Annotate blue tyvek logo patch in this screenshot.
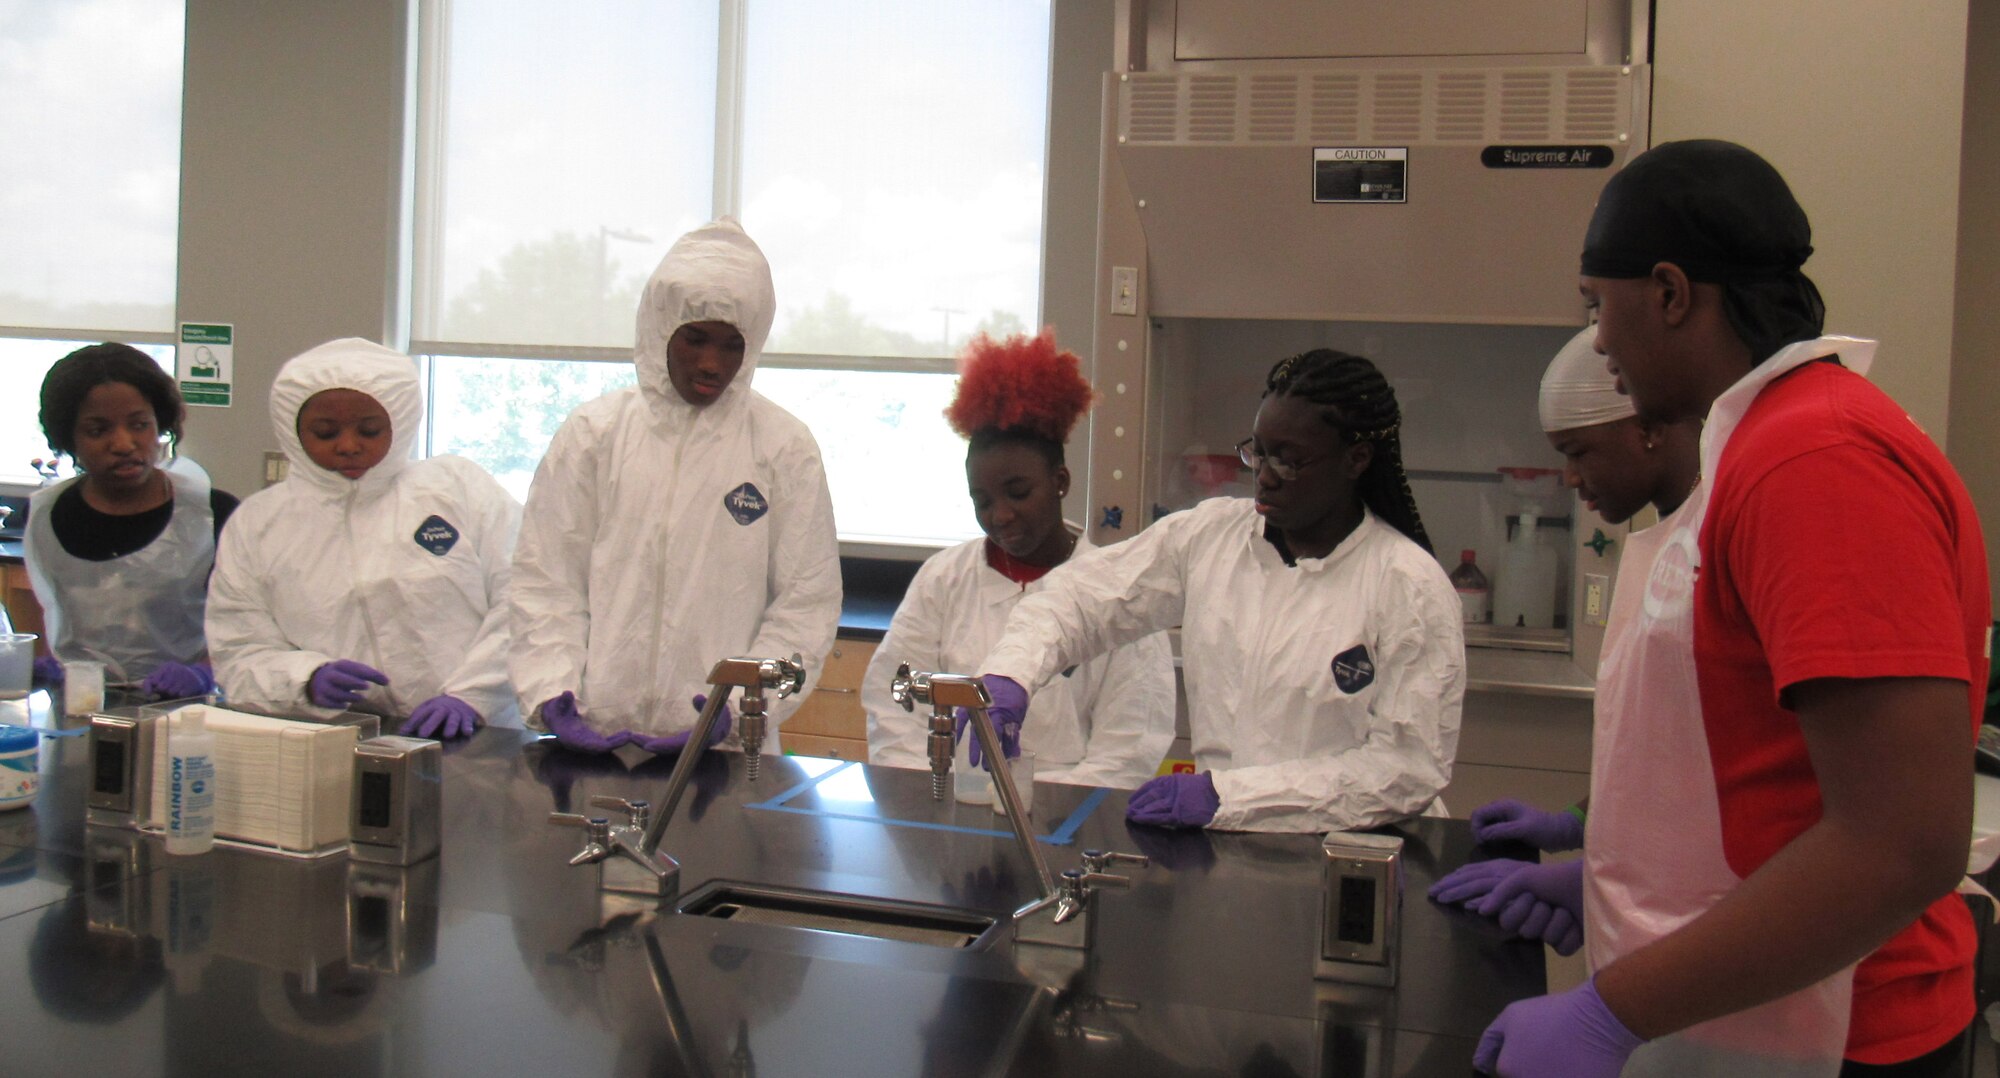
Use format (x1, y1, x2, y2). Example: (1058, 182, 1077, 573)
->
(724, 483, 769, 526)
(414, 515, 459, 556)
(1331, 644, 1375, 694)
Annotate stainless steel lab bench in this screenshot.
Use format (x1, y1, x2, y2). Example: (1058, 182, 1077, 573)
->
(0, 688, 1545, 1076)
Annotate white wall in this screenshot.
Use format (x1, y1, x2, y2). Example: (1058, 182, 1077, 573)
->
(176, 0, 413, 499)
(1651, 0, 1971, 441)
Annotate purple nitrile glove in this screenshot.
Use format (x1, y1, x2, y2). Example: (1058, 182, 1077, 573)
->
(1475, 859, 1585, 957)
(32, 656, 64, 685)
(975, 674, 1028, 766)
(1428, 857, 1534, 907)
(141, 661, 214, 699)
(952, 707, 1021, 769)
(1126, 771, 1221, 828)
(308, 659, 389, 708)
(1471, 798, 1585, 852)
(629, 694, 733, 756)
(540, 691, 630, 754)
(401, 694, 482, 740)
(1473, 977, 1643, 1076)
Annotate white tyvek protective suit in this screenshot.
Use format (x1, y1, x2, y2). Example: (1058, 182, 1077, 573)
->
(508, 219, 841, 741)
(207, 338, 523, 724)
(982, 498, 1463, 832)
(862, 531, 1176, 789)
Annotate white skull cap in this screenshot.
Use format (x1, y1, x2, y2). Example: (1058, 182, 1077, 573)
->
(1538, 326, 1636, 433)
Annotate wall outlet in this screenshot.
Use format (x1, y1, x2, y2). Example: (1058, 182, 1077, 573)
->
(1583, 573, 1609, 627)
(1110, 265, 1138, 316)
(263, 452, 289, 487)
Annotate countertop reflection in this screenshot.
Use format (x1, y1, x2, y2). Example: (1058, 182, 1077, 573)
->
(0, 706, 1543, 1077)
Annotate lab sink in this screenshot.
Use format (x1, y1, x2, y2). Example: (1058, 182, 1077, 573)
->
(679, 880, 1001, 950)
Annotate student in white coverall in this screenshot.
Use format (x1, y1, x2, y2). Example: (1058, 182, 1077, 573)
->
(862, 329, 1174, 788)
(509, 218, 841, 755)
(207, 338, 522, 738)
(978, 348, 1464, 832)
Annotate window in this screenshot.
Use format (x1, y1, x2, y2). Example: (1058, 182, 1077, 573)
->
(0, 0, 185, 484)
(413, 0, 1052, 547)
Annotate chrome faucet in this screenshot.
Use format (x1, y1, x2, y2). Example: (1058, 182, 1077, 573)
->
(887, 667, 1150, 951)
(887, 663, 955, 801)
(548, 654, 805, 899)
(1013, 850, 1150, 950)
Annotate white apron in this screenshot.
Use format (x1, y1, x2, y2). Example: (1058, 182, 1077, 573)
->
(24, 469, 217, 686)
(1586, 336, 1876, 1076)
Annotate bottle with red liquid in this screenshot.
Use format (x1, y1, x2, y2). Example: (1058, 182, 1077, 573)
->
(1450, 549, 1491, 625)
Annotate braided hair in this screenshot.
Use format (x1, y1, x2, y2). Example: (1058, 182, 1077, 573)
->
(1262, 349, 1432, 554)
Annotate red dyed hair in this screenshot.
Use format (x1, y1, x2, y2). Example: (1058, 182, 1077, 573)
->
(943, 328, 1095, 443)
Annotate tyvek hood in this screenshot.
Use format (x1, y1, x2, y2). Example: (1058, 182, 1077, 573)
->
(270, 337, 424, 497)
(634, 218, 776, 416)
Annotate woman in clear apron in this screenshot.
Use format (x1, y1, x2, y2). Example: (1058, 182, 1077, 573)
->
(23, 344, 234, 695)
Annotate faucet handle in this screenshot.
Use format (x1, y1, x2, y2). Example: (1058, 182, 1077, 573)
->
(588, 796, 651, 829)
(761, 653, 807, 698)
(1077, 871, 1134, 890)
(889, 663, 934, 713)
(548, 813, 613, 865)
(1081, 849, 1150, 874)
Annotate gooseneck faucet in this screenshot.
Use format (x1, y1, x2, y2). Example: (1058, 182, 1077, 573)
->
(549, 654, 805, 898)
(889, 666, 1150, 950)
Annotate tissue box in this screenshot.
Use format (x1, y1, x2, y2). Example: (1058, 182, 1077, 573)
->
(147, 705, 358, 856)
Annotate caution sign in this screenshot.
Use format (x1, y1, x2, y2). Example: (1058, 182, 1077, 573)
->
(1313, 147, 1407, 203)
(178, 323, 233, 407)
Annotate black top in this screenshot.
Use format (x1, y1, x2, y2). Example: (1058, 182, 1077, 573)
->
(47, 482, 239, 562)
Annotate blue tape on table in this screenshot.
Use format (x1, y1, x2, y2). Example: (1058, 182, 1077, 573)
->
(748, 761, 1113, 846)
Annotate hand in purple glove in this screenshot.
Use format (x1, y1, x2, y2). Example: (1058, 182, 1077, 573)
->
(32, 656, 63, 685)
(540, 691, 630, 754)
(1473, 977, 1643, 1076)
(141, 661, 214, 700)
(1475, 859, 1585, 957)
(401, 695, 482, 740)
(308, 659, 389, 708)
(1126, 771, 1220, 828)
(952, 707, 1021, 769)
(1471, 798, 1585, 852)
(629, 695, 733, 756)
(972, 674, 1028, 769)
(1427, 857, 1534, 907)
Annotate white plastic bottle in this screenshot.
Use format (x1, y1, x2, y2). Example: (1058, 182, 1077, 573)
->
(166, 710, 217, 855)
(1492, 514, 1559, 630)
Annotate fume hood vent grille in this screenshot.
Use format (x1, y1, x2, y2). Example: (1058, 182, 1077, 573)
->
(1500, 71, 1555, 140)
(1187, 76, 1238, 142)
(1308, 75, 1362, 141)
(1563, 70, 1624, 139)
(1118, 66, 1634, 146)
(1126, 76, 1180, 142)
(1248, 75, 1301, 141)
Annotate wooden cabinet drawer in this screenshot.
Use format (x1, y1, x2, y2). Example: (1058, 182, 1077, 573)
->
(816, 638, 879, 693)
(786, 685, 865, 740)
(781, 732, 868, 763)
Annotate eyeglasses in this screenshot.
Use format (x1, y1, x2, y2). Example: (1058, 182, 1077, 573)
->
(1235, 438, 1324, 482)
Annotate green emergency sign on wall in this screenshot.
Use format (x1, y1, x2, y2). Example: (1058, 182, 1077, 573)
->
(178, 322, 234, 407)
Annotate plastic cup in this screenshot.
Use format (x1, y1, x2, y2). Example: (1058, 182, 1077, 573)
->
(63, 661, 105, 716)
(0, 635, 36, 701)
(953, 726, 991, 805)
(991, 749, 1035, 818)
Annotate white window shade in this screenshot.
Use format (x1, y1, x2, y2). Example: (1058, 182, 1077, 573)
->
(741, 0, 1051, 359)
(413, 0, 719, 352)
(0, 1, 183, 336)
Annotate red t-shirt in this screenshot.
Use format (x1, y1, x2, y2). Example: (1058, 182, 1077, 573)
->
(1694, 359, 1990, 1064)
